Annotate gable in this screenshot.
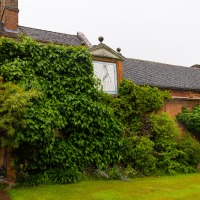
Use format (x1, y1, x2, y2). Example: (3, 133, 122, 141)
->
(90, 43, 124, 61)
(90, 48, 119, 59)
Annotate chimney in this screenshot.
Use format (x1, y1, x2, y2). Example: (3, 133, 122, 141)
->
(0, 0, 19, 32)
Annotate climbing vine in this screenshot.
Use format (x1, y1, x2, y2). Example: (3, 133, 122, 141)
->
(0, 36, 123, 174)
(0, 36, 200, 186)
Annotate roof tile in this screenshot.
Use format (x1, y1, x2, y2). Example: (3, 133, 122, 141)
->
(124, 58, 200, 91)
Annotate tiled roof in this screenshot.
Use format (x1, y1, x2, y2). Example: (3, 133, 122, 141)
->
(0, 23, 88, 46)
(124, 58, 200, 91)
(1, 22, 200, 91)
(18, 26, 85, 46)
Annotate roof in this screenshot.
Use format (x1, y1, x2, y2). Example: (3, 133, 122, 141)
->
(1, 22, 200, 92)
(0, 22, 90, 47)
(124, 58, 200, 91)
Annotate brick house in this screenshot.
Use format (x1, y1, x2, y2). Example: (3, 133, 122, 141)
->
(0, 0, 200, 180)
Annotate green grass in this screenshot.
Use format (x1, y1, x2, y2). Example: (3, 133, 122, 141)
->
(9, 173, 200, 200)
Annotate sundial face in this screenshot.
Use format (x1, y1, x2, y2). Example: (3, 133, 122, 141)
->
(93, 61, 117, 94)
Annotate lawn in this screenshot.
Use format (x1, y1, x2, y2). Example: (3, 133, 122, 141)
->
(9, 173, 200, 200)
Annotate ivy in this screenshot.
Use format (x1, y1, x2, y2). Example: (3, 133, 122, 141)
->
(177, 106, 200, 139)
(112, 80, 200, 175)
(0, 36, 199, 185)
(0, 36, 123, 173)
(111, 80, 170, 133)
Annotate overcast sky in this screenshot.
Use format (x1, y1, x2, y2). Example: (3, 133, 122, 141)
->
(19, 0, 200, 67)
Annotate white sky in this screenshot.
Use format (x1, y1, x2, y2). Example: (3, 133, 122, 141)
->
(19, 0, 200, 67)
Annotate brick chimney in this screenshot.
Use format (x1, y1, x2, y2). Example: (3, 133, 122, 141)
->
(0, 0, 19, 32)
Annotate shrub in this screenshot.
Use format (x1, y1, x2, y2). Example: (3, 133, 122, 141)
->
(176, 133, 200, 172)
(17, 167, 82, 187)
(177, 106, 200, 140)
(148, 113, 181, 174)
(111, 80, 170, 134)
(123, 135, 157, 175)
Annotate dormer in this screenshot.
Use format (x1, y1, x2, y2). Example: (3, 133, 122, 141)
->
(90, 37, 124, 95)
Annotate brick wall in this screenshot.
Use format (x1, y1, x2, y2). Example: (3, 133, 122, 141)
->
(116, 60, 123, 87)
(171, 90, 200, 99)
(1, 0, 19, 31)
(161, 90, 200, 118)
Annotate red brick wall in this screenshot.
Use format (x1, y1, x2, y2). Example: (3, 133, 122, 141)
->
(1, 0, 19, 31)
(161, 90, 200, 118)
(171, 90, 200, 99)
(116, 60, 123, 87)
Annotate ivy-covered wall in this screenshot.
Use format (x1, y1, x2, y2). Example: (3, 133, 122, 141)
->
(0, 36, 123, 175)
(0, 36, 200, 186)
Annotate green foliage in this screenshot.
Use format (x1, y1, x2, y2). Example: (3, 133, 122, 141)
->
(1, 36, 199, 185)
(111, 80, 170, 132)
(112, 80, 200, 176)
(116, 80, 169, 114)
(111, 80, 179, 175)
(149, 113, 200, 174)
(17, 168, 82, 187)
(122, 135, 157, 175)
(177, 107, 200, 171)
(0, 36, 123, 178)
(176, 133, 200, 172)
(177, 106, 200, 139)
(0, 76, 39, 147)
(148, 113, 181, 175)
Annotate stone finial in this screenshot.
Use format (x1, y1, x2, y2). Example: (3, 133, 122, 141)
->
(116, 48, 121, 53)
(98, 36, 104, 43)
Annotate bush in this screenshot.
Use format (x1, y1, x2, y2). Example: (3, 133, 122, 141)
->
(111, 80, 170, 136)
(123, 135, 157, 175)
(177, 106, 200, 140)
(17, 167, 82, 187)
(176, 134, 200, 172)
(148, 113, 181, 174)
